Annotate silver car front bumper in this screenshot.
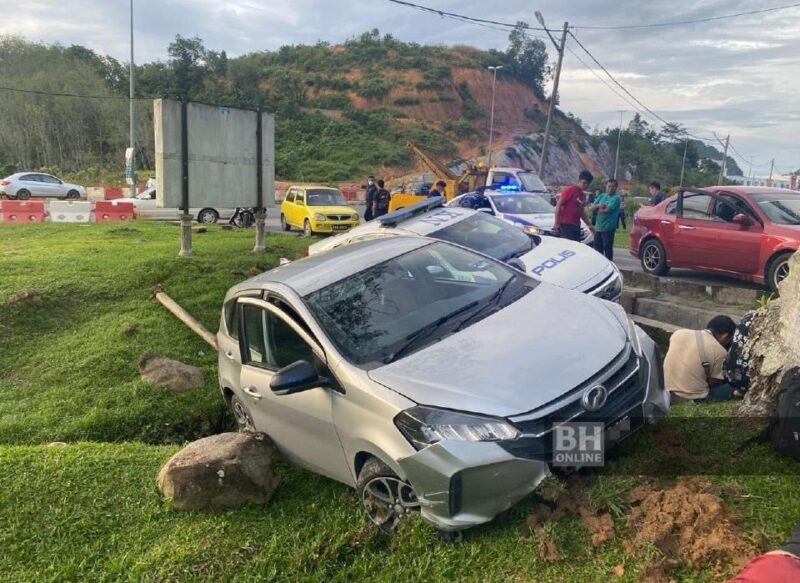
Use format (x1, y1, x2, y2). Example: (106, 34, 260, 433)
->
(397, 333, 668, 533)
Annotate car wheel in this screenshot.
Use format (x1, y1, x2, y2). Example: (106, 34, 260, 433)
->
(67, 190, 80, 200)
(230, 395, 256, 433)
(357, 457, 420, 534)
(640, 239, 670, 276)
(280, 214, 291, 232)
(303, 219, 313, 237)
(16, 189, 31, 201)
(767, 252, 792, 294)
(197, 208, 219, 224)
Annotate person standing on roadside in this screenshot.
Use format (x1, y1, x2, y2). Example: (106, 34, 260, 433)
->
(373, 179, 391, 218)
(364, 176, 377, 222)
(592, 178, 622, 260)
(590, 188, 600, 226)
(617, 190, 628, 230)
(554, 170, 595, 242)
(428, 180, 447, 199)
(648, 181, 665, 206)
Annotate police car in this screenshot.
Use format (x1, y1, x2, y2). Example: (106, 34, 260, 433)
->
(449, 189, 594, 245)
(308, 198, 622, 302)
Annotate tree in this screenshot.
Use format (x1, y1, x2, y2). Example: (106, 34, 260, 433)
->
(506, 22, 549, 96)
(168, 35, 209, 98)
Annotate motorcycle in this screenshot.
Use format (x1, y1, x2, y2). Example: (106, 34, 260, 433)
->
(229, 207, 257, 228)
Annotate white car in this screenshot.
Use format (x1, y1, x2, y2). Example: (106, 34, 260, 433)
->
(117, 187, 237, 223)
(308, 198, 622, 301)
(0, 172, 86, 200)
(449, 191, 594, 245)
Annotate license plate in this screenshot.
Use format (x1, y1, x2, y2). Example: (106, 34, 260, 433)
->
(332, 225, 350, 231)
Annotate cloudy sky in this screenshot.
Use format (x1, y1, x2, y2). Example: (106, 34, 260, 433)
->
(4, 0, 799, 174)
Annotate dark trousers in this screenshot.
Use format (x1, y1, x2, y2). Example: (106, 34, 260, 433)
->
(618, 212, 627, 230)
(594, 230, 616, 260)
(559, 224, 582, 242)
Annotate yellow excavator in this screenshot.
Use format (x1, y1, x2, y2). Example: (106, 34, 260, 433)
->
(388, 143, 488, 212)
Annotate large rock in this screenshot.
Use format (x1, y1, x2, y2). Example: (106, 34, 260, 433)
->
(139, 353, 204, 393)
(740, 251, 800, 415)
(158, 432, 279, 510)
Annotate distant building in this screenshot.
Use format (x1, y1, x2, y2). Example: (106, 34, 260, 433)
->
(725, 174, 793, 189)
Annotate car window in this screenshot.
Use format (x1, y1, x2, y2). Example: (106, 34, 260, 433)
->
(751, 194, 800, 225)
(21, 174, 40, 182)
(711, 198, 742, 223)
(285, 190, 295, 203)
(430, 212, 533, 262)
(665, 201, 677, 215)
(241, 305, 315, 369)
(41, 175, 61, 184)
(490, 194, 553, 214)
(718, 194, 757, 221)
(304, 241, 533, 366)
(224, 299, 239, 339)
(490, 172, 519, 188)
(296, 192, 306, 206)
(680, 194, 713, 220)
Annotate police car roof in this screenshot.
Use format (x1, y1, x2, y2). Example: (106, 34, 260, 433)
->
(377, 196, 446, 226)
(231, 236, 432, 297)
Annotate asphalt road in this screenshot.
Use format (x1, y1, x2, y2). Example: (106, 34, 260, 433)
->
(613, 248, 763, 290)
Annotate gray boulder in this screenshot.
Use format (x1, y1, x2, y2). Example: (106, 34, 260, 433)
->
(158, 432, 279, 510)
(139, 354, 204, 393)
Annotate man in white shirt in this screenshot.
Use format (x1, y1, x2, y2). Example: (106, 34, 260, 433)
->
(664, 315, 737, 403)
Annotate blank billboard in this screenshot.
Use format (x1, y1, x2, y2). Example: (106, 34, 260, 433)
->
(154, 99, 275, 209)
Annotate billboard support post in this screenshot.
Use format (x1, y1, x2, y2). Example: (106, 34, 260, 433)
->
(253, 108, 266, 253)
(178, 99, 193, 257)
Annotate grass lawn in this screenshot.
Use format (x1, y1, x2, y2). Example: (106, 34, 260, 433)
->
(1, 223, 799, 582)
(614, 226, 631, 250)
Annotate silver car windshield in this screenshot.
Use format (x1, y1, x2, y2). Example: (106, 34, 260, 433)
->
(490, 194, 554, 215)
(304, 242, 532, 366)
(429, 213, 534, 262)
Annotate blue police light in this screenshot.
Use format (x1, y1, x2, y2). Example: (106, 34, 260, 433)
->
(499, 185, 522, 192)
(378, 196, 445, 227)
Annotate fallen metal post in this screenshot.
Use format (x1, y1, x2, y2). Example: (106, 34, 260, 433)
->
(153, 285, 217, 349)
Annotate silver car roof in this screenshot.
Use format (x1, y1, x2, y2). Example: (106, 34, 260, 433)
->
(232, 236, 431, 296)
(383, 206, 475, 237)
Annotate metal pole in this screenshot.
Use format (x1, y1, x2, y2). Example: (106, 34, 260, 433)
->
(487, 66, 501, 168)
(718, 134, 729, 185)
(129, 0, 136, 198)
(538, 21, 568, 180)
(614, 110, 624, 180)
(179, 99, 193, 257)
(768, 158, 775, 187)
(253, 109, 266, 253)
(679, 138, 689, 187)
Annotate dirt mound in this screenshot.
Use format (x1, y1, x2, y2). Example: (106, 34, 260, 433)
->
(625, 477, 755, 576)
(8, 289, 44, 308)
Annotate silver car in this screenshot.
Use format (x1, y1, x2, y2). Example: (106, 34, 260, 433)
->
(309, 198, 622, 302)
(0, 172, 86, 200)
(218, 236, 668, 535)
(116, 187, 236, 224)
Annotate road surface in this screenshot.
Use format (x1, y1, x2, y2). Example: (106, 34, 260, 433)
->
(613, 247, 762, 291)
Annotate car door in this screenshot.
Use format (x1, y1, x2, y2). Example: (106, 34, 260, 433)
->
(39, 174, 64, 197)
(20, 174, 46, 197)
(236, 297, 351, 483)
(670, 192, 715, 265)
(292, 189, 307, 227)
(282, 189, 296, 224)
(707, 192, 763, 273)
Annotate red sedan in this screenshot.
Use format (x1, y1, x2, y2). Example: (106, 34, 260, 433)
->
(630, 187, 799, 293)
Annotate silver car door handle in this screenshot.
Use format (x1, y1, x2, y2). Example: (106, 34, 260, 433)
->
(660, 220, 671, 225)
(243, 387, 262, 400)
(678, 225, 695, 231)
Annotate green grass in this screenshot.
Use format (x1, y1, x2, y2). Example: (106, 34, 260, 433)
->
(1, 223, 799, 582)
(614, 225, 631, 249)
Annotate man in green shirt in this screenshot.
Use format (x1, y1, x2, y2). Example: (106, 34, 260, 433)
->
(592, 178, 621, 260)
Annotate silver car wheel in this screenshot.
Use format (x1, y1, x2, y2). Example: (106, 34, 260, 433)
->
(362, 476, 420, 533)
(197, 208, 219, 224)
(775, 260, 790, 286)
(643, 244, 660, 270)
(232, 399, 255, 433)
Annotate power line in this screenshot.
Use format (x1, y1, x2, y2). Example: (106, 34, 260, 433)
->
(0, 85, 152, 101)
(574, 2, 800, 30)
(384, 0, 550, 31)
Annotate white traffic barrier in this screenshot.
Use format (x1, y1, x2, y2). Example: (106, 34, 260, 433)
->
(48, 201, 93, 223)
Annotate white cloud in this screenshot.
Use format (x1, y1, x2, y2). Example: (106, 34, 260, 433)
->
(688, 39, 783, 51)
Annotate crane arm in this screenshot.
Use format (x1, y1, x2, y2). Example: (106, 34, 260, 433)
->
(405, 142, 458, 180)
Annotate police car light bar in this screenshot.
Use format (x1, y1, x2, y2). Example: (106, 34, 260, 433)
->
(378, 196, 445, 227)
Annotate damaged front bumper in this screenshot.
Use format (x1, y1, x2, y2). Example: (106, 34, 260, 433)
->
(398, 440, 550, 532)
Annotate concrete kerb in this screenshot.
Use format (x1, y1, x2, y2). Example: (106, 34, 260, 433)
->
(618, 269, 763, 306)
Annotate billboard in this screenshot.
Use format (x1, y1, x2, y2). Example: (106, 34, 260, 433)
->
(154, 99, 275, 209)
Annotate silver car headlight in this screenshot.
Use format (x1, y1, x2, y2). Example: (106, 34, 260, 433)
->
(395, 406, 520, 450)
(314, 213, 326, 222)
(628, 318, 643, 357)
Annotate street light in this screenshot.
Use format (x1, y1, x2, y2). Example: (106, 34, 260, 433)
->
(614, 110, 625, 179)
(129, 0, 136, 198)
(486, 65, 503, 168)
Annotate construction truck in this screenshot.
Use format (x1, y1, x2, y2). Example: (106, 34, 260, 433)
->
(389, 142, 550, 212)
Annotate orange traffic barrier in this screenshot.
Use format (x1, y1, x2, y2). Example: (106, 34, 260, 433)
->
(104, 187, 124, 200)
(0, 200, 47, 223)
(93, 201, 135, 222)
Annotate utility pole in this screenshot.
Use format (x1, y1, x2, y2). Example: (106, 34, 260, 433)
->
(536, 13, 568, 180)
(129, 0, 136, 198)
(768, 158, 775, 187)
(486, 65, 503, 168)
(717, 134, 729, 185)
(614, 110, 624, 179)
(679, 138, 689, 187)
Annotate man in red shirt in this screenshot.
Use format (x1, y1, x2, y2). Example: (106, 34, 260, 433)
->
(729, 521, 800, 581)
(554, 170, 596, 242)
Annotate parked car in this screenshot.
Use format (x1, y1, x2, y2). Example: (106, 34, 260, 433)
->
(0, 172, 85, 200)
(218, 236, 668, 535)
(449, 191, 594, 245)
(631, 186, 800, 293)
(280, 186, 360, 236)
(308, 198, 622, 302)
(116, 187, 236, 223)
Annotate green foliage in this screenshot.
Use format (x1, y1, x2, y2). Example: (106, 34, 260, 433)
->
(443, 118, 478, 139)
(354, 73, 393, 100)
(416, 79, 446, 91)
(312, 93, 352, 110)
(393, 96, 421, 106)
(505, 22, 549, 96)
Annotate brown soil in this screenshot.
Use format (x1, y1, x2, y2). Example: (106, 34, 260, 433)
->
(625, 477, 756, 576)
(8, 289, 44, 308)
(536, 531, 561, 562)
